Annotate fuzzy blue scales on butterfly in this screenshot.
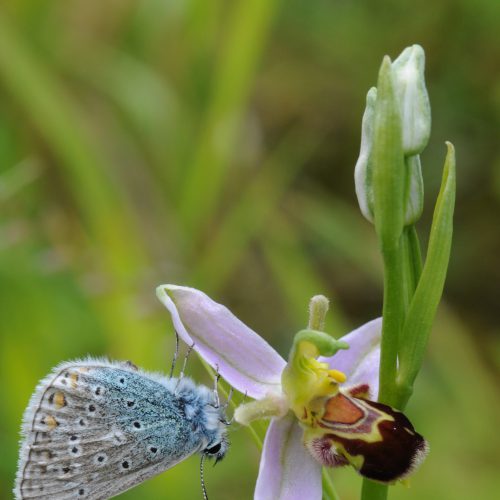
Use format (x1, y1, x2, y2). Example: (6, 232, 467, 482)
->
(15, 358, 229, 499)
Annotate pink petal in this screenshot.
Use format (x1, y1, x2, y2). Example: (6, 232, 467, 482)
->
(156, 285, 286, 399)
(255, 414, 322, 500)
(320, 317, 382, 400)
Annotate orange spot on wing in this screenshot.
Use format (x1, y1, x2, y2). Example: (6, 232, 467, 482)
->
(323, 393, 364, 424)
(70, 372, 79, 388)
(53, 392, 66, 408)
(45, 415, 58, 429)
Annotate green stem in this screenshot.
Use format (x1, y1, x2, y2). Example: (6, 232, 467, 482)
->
(322, 469, 341, 500)
(406, 225, 423, 289)
(365, 233, 404, 500)
(399, 225, 424, 366)
(403, 226, 422, 292)
(401, 232, 412, 313)
(361, 479, 388, 500)
(401, 225, 423, 315)
(377, 241, 405, 407)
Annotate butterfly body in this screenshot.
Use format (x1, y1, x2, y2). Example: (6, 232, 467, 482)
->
(15, 359, 228, 499)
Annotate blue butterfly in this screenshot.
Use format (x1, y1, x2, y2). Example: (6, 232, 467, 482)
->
(15, 357, 230, 499)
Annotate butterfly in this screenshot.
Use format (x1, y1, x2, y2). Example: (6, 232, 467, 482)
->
(15, 358, 230, 499)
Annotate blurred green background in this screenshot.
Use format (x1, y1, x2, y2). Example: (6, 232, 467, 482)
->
(1, 0, 499, 499)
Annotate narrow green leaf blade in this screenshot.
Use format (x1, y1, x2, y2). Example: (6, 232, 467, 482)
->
(397, 142, 456, 403)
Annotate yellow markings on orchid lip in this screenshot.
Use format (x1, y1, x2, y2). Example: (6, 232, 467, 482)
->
(282, 328, 350, 423)
(328, 369, 346, 383)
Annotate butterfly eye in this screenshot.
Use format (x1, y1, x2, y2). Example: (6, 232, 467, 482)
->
(205, 443, 221, 455)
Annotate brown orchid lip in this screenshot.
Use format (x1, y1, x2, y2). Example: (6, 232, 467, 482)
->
(306, 390, 429, 483)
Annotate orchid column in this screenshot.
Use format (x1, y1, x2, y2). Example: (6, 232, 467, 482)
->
(354, 45, 456, 499)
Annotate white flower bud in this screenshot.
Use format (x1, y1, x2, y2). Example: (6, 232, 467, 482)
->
(354, 87, 377, 223)
(354, 45, 430, 226)
(392, 44, 431, 156)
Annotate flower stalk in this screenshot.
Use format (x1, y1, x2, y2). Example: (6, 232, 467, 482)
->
(353, 45, 455, 500)
(371, 56, 406, 409)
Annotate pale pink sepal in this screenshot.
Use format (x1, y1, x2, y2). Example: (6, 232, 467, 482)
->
(156, 285, 286, 399)
(255, 414, 322, 500)
(320, 317, 382, 399)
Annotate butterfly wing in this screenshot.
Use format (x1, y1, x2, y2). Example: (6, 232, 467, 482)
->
(16, 359, 202, 499)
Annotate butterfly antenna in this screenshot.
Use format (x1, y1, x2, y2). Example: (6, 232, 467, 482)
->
(200, 454, 209, 500)
(169, 329, 180, 379)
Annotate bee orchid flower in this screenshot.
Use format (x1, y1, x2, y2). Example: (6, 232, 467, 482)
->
(156, 285, 428, 500)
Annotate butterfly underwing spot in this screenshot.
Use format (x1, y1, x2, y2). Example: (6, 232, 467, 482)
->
(94, 386, 105, 398)
(121, 460, 130, 469)
(93, 453, 108, 466)
(60, 370, 79, 388)
(44, 415, 58, 430)
(69, 445, 82, 457)
(146, 444, 160, 460)
(36, 449, 55, 461)
(48, 391, 67, 409)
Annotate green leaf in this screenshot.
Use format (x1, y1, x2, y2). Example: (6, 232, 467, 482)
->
(397, 142, 456, 406)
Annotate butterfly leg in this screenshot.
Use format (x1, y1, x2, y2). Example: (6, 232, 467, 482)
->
(122, 360, 138, 370)
(223, 387, 234, 410)
(212, 365, 221, 408)
(221, 387, 234, 424)
(169, 329, 180, 379)
(175, 342, 195, 391)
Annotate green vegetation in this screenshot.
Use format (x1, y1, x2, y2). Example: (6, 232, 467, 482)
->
(1, 1, 499, 499)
